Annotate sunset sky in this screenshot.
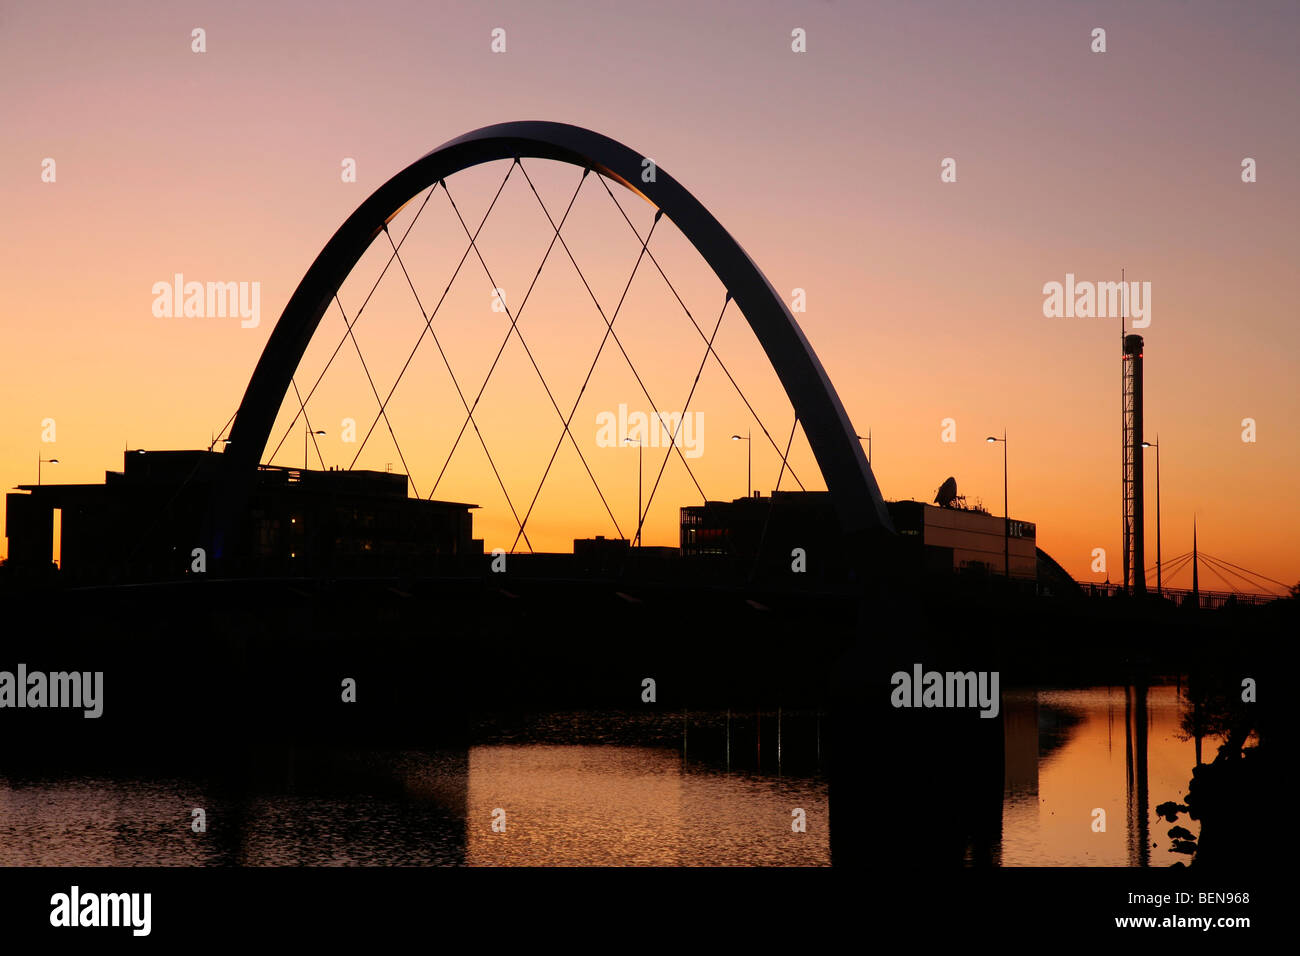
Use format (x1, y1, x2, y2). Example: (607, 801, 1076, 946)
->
(2, 0, 1297, 589)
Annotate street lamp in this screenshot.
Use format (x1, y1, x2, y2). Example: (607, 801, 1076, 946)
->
(731, 430, 751, 499)
(985, 431, 1008, 578)
(625, 437, 642, 548)
(305, 426, 326, 470)
(1142, 437, 1161, 596)
(37, 456, 59, 486)
(856, 431, 871, 465)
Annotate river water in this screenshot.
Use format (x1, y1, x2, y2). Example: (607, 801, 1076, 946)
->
(1000, 683, 1203, 867)
(0, 688, 1209, 866)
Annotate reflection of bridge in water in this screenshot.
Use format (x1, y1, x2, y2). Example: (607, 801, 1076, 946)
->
(0, 713, 833, 867)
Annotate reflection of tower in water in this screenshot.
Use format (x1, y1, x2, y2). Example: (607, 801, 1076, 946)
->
(1124, 682, 1151, 867)
(1002, 692, 1039, 799)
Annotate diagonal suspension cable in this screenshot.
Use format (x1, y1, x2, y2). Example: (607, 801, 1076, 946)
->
(1146, 550, 1190, 574)
(266, 182, 442, 464)
(636, 295, 732, 542)
(349, 165, 523, 475)
(377, 224, 536, 552)
(1200, 554, 1274, 596)
(1199, 558, 1241, 594)
(506, 198, 669, 551)
(772, 414, 799, 494)
(330, 291, 420, 497)
(438, 166, 625, 549)
(1159, 552, 1194, 586)
(1202, 557, 1257, 594)
(748, 414, 801, 584)
(1200, 552, 1292, 592)
(210, 406, 239, 450)
(427, 166, 591, 502)
(510, 161, 717, 523)
(254, 162, 823, 558)
(518, 170, 778, 556)
(290, 378, 326, 469)
(595, 174, 806, 492)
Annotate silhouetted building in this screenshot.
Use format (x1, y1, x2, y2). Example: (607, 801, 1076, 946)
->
(888, 499, 1037, 580)
(680, 490, 1042, 585)
(573, 535, 630, 573)
(680, 491, 848, 585)
(5, 450, 477, 583)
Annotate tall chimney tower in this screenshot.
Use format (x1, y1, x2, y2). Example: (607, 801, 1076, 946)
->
(1122, 333, 1146, 595)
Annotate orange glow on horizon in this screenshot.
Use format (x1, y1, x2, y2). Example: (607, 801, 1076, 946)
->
(1, 1, 1296, 591)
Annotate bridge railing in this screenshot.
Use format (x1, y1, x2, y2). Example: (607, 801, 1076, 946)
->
(1079, 582, 1277, 608)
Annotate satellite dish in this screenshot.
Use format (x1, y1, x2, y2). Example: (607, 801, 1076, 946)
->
(934, 476, 958, 508)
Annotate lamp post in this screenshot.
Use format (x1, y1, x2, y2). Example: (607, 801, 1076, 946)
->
(305, 426, 326, 470)
(856, 431, 871, 465)
(625, 437, 642, 548)
(985, 431, 1008, 578)
(731, 430, 751, 499)
(37, 456, 59, 486)
(1142, 437, 1161, 596)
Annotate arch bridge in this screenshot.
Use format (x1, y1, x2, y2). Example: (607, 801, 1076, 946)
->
(210, 121, 892, 562)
